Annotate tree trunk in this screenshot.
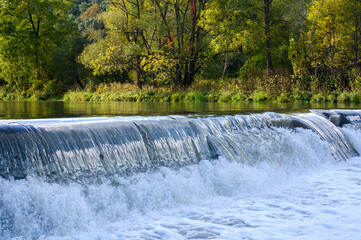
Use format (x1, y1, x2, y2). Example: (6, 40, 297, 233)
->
(307, 0, 325, 51)
(28, 12, 41, 81)
(264, 0, 273, 74)
(174, 2, 183, 87)
(184, 59, 196, 87)
(175, 63, 182, 87)
(355, 9, 359, 69)
(222, 52, 228, 79)
(136, 56, 143, 89)
(184, 0, 198, 87)
(75, 64, 84, 89)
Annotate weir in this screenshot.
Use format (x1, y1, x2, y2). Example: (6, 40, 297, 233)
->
(0, 110, 359, 180)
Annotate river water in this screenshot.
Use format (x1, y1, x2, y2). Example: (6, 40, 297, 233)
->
(1, 101, 361, 119)
(0, 103, 360, 240)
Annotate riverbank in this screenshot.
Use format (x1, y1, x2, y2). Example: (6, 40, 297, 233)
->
(62, 87, 361, 104)
(1, 82, 361, 103)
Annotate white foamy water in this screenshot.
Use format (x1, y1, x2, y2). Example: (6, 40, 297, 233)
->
(1, 127, 361, 240)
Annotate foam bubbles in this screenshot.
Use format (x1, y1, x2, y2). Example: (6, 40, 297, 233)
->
(0, 127, 345, 239)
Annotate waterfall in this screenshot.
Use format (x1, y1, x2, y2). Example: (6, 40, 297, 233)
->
(0, 111, 359, 180)
(1, 110, 361, 240)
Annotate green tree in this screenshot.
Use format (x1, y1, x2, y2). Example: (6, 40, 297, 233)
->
(342, 0, 361, 70)
(292, 0, 361, 91)
(0, 0, 73, 94)
(80, 0, 214, 88)
(79, 0, 158, 87)
(203, 0, 296, 79)
(149, 0, 210, 87)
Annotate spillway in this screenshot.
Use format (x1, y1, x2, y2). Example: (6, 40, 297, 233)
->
(1, 110, 361, 240)
(0, 110, 358, 180)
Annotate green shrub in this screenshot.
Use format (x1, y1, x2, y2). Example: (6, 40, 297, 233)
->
(339, 91, 361, 103)
(61, 82, 360, 103)
(122, 91, 137, 102)
(205, 92, 221, 102)
(63, 91, 92, 101)
(218, 91, 234, 102)
(326, 94, 337, 103)
(185, 92, 206, 102)
(277, 93, 292, 103)
(252, 91, 268, 102)
(339, 92, 351, 102)
(157, 92, 171, 102)
(137, 90, 157, 102)
(350, 68, 361, 92)
(90, 93, 101, 101)
(292, 89, 311, 101)
(231, 91, 246, 102)
(0, 91, 6, 100)
(171, 93, 185, 102)
(311, 93, 325, 103)
(194, 92, 206, 102)
(350, 92, 361, 103)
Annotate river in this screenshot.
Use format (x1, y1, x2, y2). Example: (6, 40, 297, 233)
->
(1, 101, 361, 118)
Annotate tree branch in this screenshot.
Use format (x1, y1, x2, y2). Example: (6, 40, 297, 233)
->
(307, 0, 325, 51)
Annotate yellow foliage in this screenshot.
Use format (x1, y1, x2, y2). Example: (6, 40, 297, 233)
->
(141, 50, 177, 84)
(306, 0, 356, 69)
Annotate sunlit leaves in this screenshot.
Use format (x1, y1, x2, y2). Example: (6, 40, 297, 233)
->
(0, 0, 74, 91)
(304, 0, 361, 70)
(141, 50, 177, 84)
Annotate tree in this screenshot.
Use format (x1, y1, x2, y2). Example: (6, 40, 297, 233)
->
(203, 0, 296, 79)
(150, 0, 210, 87)
(342, 0, 361, 70)
(80, 0, 212, 87)
(0, 0, 74, 94)
(288, 0, 361, 92)
(79, 0, 158, 87)
(0, 0, 71, 92)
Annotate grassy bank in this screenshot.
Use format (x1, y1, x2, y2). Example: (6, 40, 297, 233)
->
(60, 82, 361, 104)
(2, 81, 361, 104)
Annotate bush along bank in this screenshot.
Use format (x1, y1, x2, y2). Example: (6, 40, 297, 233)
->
(3, 80, 361, 104)
(62, 88, 361, 104)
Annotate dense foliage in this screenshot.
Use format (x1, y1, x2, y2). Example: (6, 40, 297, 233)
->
(0, 0, 360, 100)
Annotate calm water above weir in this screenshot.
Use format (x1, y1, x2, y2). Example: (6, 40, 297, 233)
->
(2, 100, 361, 119)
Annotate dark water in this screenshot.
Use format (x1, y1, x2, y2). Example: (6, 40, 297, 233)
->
(1, 101, 361, 119)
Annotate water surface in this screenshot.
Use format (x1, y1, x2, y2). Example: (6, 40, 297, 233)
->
(1, 101, 361, 119)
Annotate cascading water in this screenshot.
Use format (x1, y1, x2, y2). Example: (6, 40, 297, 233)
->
(0, 111, 358, 180)
(0, 110, 361, 240)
